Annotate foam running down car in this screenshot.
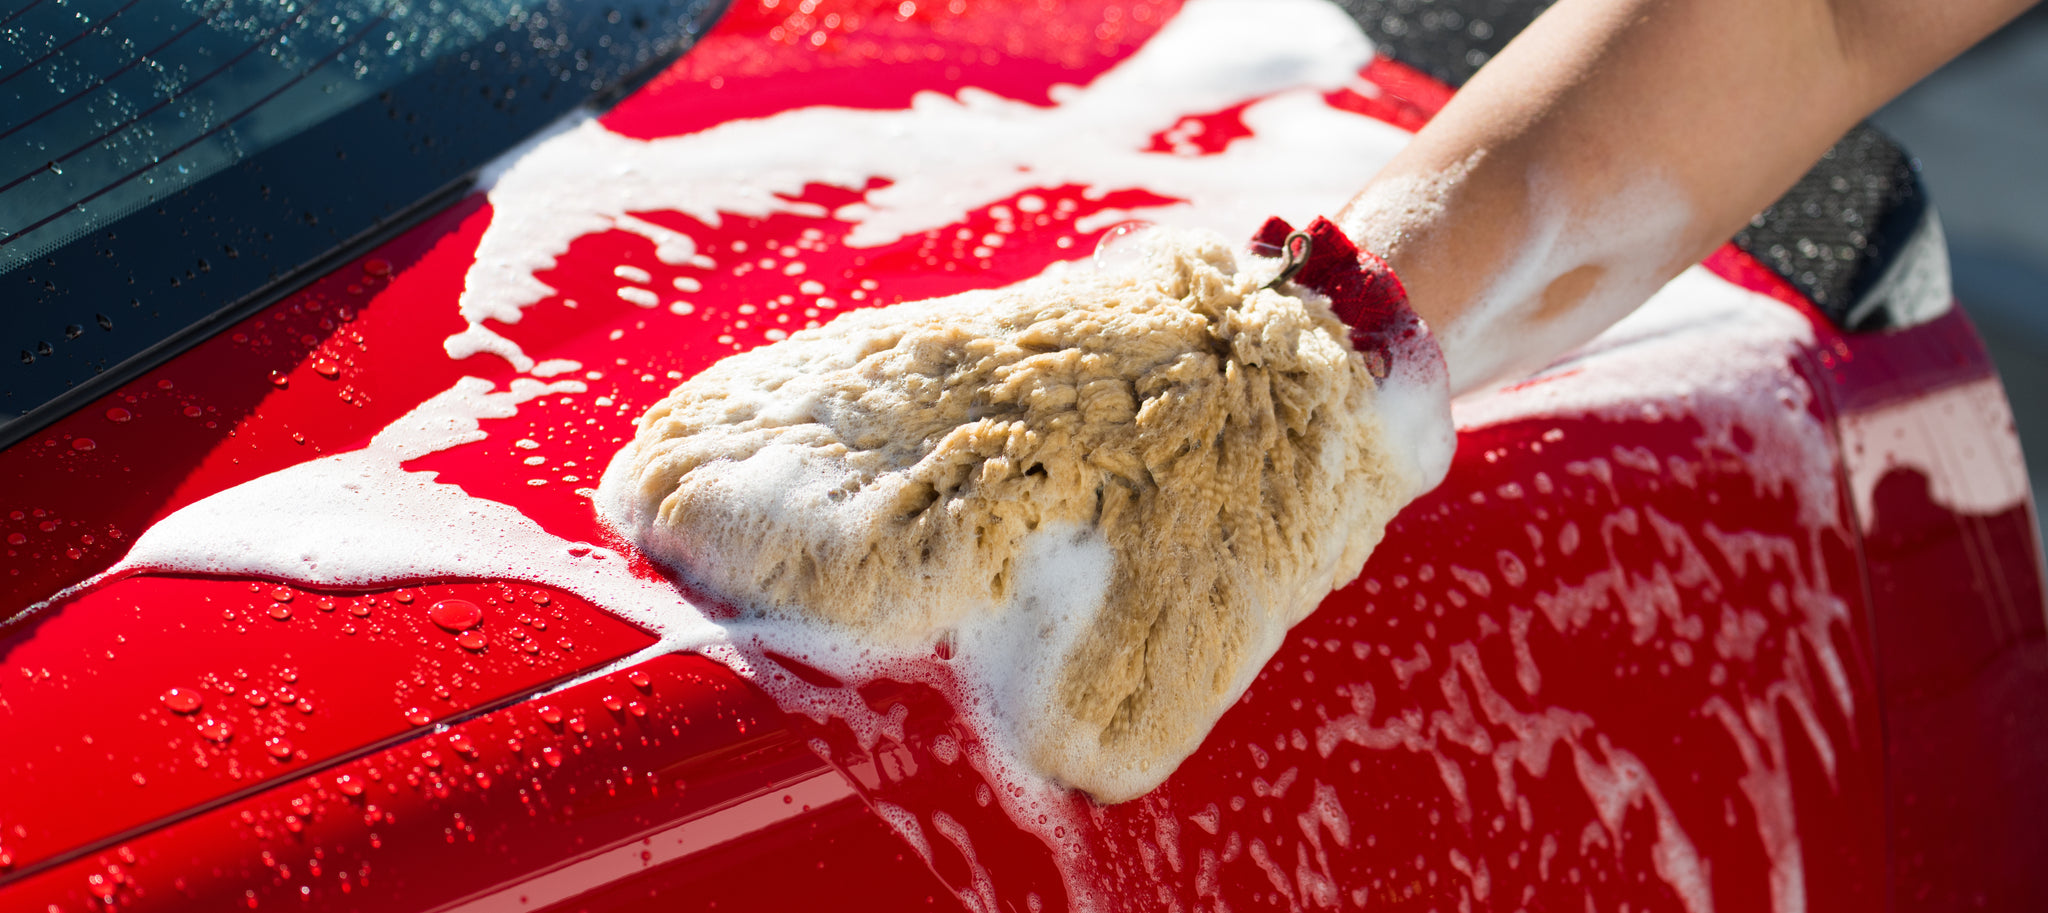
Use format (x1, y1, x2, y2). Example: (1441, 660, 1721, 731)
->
(3, 1, 2044, 911)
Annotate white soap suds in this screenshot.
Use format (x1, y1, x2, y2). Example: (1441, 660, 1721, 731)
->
(530, 359, 584, 378)
(1452, 266, 1868, 913)
(1836, 375, 2029, 528)
(1456, 267, 1836, 527)
(598, 231, 1442, 801)
(450, 0, 1404, 372)
(113, 377, 720, 651)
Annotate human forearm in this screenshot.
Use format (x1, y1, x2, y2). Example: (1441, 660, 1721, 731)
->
(1342, 0, 2035, 394)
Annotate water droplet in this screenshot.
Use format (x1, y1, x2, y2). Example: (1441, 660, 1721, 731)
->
(268, 605, 291, 621)
(448, 733, 478, 758)
(541, 746, 563, 768)
(627, 670, 652, 691)
(539, 706, 563, 727)
(245, 690, 270, 707)
(428, 599, 483, 632)
(182, 404, 204, 418)
(336, 774, 365, 797)
(392, 591, 414, 604)
(161, 687, 203, 714)
(405, 708, 431, 726)
(269, 370, 289, 388)
(105, 407, 133, 423)
(363, 259, 392, 278)
(269, 587, 294, 603)
(198, 717, 234, 742)
(312, 358, 340, 379)
(457, 630, 488, 651)
(6, 533, 25, 546)
(71, 438, 96, 451)
(265, 737, 293, 760)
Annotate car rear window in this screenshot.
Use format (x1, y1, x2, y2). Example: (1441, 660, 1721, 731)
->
(1, 0, 523, 274)
(1, 0, 726, 447)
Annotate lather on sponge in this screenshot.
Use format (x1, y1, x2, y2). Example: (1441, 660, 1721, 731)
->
(598, 221, 1452, 801)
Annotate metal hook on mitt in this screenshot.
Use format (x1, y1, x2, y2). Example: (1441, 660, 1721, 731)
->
(1262, 230, 1314, 290)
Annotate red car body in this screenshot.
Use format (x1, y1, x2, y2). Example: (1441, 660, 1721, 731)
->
(4, 2, 2044, 911)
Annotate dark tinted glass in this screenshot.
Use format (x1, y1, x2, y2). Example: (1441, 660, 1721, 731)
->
(2, 0, 727, 444)
(4, 0, 514, 272)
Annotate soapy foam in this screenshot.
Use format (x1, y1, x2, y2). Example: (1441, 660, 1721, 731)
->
(1836, 375, 2029, 528)
(597, 230, 1440, 801)
(1454, 267, 1861, 913)
(113, 376, 720, 651)
(1456, 266, 1837, 529)
(452, 0, 1403, 372)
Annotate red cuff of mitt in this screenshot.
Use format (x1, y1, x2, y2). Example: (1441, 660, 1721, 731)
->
(1252, 216, 1456, 494)
(1250, 216, 1442, 384)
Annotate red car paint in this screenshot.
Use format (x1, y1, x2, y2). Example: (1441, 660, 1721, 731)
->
(4, 2, 2044, 911)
